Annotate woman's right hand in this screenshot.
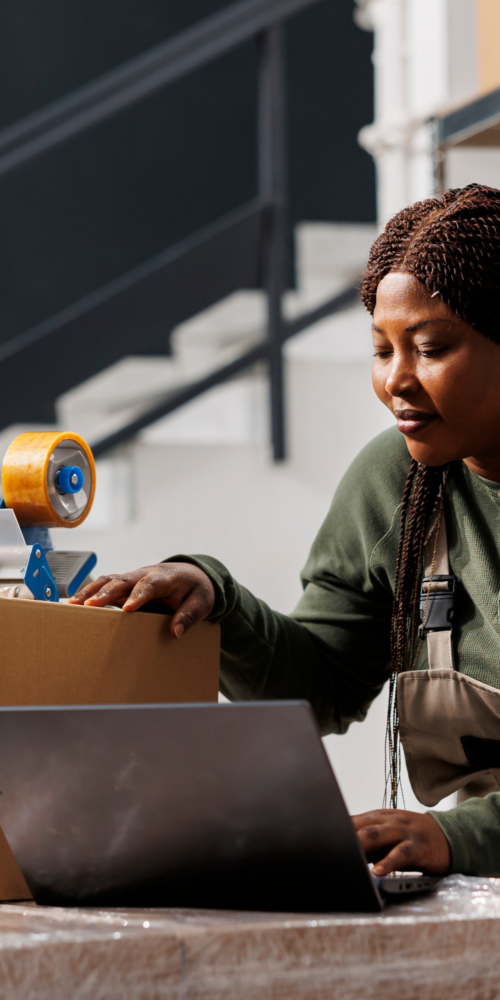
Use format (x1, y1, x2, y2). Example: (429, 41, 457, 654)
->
(69, 563, 216, 639)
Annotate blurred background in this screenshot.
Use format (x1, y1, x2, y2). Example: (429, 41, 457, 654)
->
(1, 0, 499, 814)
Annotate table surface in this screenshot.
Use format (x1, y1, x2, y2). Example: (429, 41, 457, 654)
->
(1, 875, 500, 999)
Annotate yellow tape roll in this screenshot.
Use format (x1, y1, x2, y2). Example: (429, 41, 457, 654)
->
(2, 432, 96, 528)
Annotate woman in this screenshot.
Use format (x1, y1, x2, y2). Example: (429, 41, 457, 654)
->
(71, 183, 500, 879)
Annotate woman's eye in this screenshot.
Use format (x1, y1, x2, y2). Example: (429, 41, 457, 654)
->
(373, 350, 392, 358)
(416, 347, 446, 358)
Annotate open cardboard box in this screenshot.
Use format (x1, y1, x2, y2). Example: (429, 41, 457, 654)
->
(0, 598, 220, 901)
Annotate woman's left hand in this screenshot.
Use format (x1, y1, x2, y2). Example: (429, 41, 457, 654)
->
(352, 809, 451, 875)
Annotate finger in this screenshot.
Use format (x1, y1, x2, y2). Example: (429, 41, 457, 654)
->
(356, 821, 413, 864)
(356, 820, 401, 850)
(352, 810, 394, 831)
(68, 576, 114, 604)
(170, 587, 211, 638)
(122, 566, 193, 612)
(372, 840, 417, 877)
(83, 578, 137, 607)
(355, 823, 386, 857)
(122, 578, 166, 612)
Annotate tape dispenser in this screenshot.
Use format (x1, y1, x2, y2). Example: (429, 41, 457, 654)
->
(0, 432, 97, 601)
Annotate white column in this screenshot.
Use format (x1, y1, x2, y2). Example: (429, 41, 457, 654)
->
(357, 0, 411, 223)
(355, 0, 479, 223)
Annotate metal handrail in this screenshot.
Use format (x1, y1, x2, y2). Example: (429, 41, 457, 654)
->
(0, 0, 333, 461)
(431, 86, 500, 194)
(0, 0, 322, 178)
(0, 198, 266, 364)
(437, 87, 500, 148)
(91, 282, 360, 458)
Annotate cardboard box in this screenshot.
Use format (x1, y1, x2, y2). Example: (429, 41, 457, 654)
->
(0, 598, 220, 899)
(0, 599, 219, 705)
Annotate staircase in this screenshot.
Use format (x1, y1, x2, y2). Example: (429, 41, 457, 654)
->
(0, 0, 377, 463)
(0, 2, 444, 819)
(5, 218, 411, 818)
(0, 221, 457, 817)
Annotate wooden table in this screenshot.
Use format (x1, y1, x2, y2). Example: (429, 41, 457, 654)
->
(0, 875, 499, 999)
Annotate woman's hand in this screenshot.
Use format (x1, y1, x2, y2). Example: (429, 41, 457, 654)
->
(352, 808, 451, 876)
(69, 563, 216, 638)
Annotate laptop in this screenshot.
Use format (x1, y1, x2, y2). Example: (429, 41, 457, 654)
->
(0, 701, 441, 911)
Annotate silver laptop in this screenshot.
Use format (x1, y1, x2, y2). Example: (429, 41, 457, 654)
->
(0, 702, 440, 911)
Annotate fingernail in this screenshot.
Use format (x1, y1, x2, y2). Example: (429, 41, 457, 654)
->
(372, 865, 382, 875)
(174, 623, 185, 638)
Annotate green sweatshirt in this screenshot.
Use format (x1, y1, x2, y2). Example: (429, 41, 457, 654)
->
(168, 426, 500, 876)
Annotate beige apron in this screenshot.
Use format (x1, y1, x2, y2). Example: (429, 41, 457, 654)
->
(398, 507, 500, 807)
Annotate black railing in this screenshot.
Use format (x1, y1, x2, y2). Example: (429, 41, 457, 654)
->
(0, 0, 359, 460)
(91, 283, 359, 458)
(0, 0, 321, 178)
(437, 87, 500, 149)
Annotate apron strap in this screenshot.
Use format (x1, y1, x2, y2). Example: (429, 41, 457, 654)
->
(427, 630, 454, 670)
(420, 503, 456, 670)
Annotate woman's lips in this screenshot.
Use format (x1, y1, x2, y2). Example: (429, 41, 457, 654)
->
(394, 409, 439, 435)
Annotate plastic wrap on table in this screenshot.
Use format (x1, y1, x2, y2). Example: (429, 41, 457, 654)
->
(0, 876, 498, 998)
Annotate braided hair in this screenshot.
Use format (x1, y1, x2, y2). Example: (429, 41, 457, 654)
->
(360, 183, 500, 806)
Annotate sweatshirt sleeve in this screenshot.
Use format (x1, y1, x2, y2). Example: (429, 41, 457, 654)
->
(164, 428, 410, 736)
(429, 794, 500, 876)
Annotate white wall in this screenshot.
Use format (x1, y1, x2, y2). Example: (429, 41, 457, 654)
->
(357, 0, 482, 222)
(448, 0, 479, 105)
(446, 146, 500, 191)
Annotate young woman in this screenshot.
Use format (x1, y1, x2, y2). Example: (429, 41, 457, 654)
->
(71, 183, 500, 880)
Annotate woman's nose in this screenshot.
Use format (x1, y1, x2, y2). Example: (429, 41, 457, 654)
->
(384, 353, 419, 398)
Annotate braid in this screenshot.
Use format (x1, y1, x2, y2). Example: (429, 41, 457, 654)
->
(362, 184, 499, 806)
(385, 462, 447, 807)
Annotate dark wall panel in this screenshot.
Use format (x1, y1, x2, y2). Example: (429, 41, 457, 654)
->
(0, 0, 374, 347)
(288, 2, 375, 222)
(0, 1, 229, 128)
(0, 46, 257, 344)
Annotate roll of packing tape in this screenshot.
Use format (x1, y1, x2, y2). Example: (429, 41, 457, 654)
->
(1, 432, 96, 528)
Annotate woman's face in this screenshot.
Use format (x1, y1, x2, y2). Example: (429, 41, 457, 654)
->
(372, 271, 500, 476)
